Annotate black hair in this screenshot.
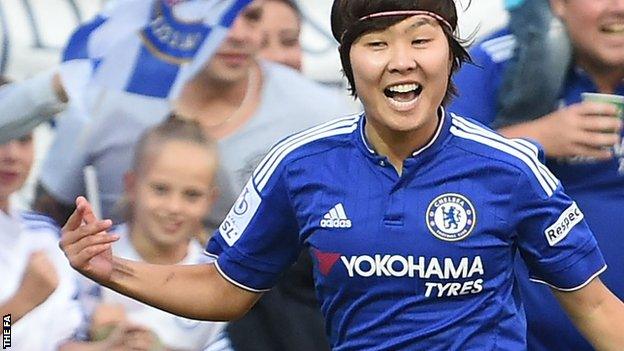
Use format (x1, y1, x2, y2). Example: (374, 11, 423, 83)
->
(330, 0, 471, 105)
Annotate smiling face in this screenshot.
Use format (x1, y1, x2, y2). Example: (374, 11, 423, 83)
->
(259, 0, 302, 71)
(552, 0, 624, 69)
(349, 15, 451, 133)
(0, 134, 34, 210)
(127, 140, 217, 249)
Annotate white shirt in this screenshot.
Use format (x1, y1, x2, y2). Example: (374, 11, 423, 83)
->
(0, 206, 82, 351)
(80, 224, 228, 351)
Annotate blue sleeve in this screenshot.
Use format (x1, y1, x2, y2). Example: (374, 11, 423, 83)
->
(512, 175, 606, 291)
(449, 45, 503, 126)
(205, 167, 301, 292)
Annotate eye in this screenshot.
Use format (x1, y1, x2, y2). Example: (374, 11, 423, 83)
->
(367, 41, 387, 49)
(280, 37, 300, 48)
(412, 38, 432, 46)
(150, 183, 169, 195)
(184, 189, 205, 202)
(17, 134, 33, 143)
(243, 7, 263, 23)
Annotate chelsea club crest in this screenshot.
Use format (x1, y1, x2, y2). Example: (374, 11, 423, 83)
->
(426, 193, 476, 242)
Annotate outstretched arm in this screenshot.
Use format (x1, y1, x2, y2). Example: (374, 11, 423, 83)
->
(554, 278, 624, 351)
(60, 197, 260, 321)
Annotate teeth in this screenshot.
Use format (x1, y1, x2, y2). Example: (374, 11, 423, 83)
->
(601, 24, 624, 33)
(388, 83, 419, 93)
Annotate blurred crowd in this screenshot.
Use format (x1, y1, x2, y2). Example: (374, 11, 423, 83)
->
(1, 0, 622, 350)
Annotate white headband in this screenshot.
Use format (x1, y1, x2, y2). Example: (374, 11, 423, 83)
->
(358, 10, 453, 31)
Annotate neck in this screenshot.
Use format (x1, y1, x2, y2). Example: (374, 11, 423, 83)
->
(176, 64, 262, 138)
(0, 198, 8, 214)
(365, 111, 440, 175)
(129, 225, 189, 265)
(576, 56, 624, 93)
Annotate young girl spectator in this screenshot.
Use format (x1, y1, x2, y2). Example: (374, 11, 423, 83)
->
(64, 116, 230, 351)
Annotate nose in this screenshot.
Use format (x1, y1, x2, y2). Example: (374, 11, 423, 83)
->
(165, 194, 185, 214)
(0, 141, 21, 162)
(387, 44, 417, 74)
(226, 15, 252, 47)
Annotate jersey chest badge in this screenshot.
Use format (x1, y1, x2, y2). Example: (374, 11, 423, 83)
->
(426, 193, 476, 241)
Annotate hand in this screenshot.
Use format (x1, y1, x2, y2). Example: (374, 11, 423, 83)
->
(533, 101, 622, 159)
(122, 325, 162, 351)
(15, 251, 59, 310)
(59, 196, 118, 284)
(97, 322, 162, 351)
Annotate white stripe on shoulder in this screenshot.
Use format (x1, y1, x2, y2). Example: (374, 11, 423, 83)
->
(451, 115, 558, 189)
(253, 114, 360, 191)
(480, 34, 515, 50)
(450, 115, 557, 197)
(480, 34, 516, 63)
(511, 137, 558, 183)
(253, 114, 360, 180)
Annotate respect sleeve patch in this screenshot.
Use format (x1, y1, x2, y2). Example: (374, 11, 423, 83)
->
(544, 202, 584, 246)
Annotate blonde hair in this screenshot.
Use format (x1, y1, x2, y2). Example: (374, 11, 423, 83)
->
(115, 114, 218, 221)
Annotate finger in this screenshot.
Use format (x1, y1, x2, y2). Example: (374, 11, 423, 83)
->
(579, 101, 620, 117)
(76, 196, 99, 224)
(70, 232, 119, 256)
(72, 243, 114, 267)
(60, 219, 113, 252)
(62, 203, 84, 233)
(570, 143, 613, 160)
(578, 115, 623, 133)
(125, 335, 155, 351)
(577, 130, 621, 149)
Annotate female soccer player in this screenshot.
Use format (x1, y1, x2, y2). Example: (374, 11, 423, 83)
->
(60, 0, 624, 349)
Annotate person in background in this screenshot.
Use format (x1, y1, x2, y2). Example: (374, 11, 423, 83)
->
(62, 116, 231, 351)
(14, 1, 350, 349)
(33, 0, 353, 228)
(258, 0, 303, 71)
(225, 1, 332, 349)
(0, 77, 82, 351)
(449, 0, 624, 350)
(495, 0, 571, 128)
(59, 0, 624, 349)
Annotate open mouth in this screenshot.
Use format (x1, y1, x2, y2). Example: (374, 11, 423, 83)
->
(600, 23, 624, 34)
(383, 83, 423, 110)
(384, 83, 423, 103)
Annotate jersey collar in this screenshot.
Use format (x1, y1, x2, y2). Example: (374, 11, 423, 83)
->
(356, 107, 451, 161)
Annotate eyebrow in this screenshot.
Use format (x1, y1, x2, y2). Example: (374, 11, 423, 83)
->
(405, 17, 436, 33)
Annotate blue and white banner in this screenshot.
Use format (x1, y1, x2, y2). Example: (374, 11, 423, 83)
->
(60, 0, 251, 100)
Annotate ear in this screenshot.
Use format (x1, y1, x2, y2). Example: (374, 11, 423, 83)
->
(549, 0, 565, 19)
(123, 171, 137, 200)
(206, 186, 219, 211)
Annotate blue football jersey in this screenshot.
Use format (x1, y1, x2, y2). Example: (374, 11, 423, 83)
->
(206, 109, 605, 350)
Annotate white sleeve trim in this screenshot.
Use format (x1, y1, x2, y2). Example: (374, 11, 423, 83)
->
(203, 249, 219, 259)
(529, 264, 607, 292)
(214, 261, 270, 293)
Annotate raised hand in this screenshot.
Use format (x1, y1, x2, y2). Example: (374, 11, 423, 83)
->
(15, 251, 59, 310)
(59, 196, 118, 283)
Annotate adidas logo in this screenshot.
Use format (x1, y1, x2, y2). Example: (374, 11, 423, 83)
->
(320, 203, 352, 229)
